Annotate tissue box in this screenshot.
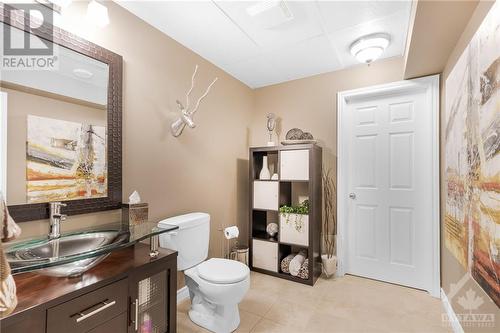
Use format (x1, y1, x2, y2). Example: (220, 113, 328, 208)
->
(122, 203, 148, 225)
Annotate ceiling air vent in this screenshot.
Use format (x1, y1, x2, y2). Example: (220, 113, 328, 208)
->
(246, 0, 294, 29)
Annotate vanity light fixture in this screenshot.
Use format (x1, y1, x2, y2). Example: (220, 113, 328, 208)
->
(35, 0, 72, 14)
(72, 68, 93, 79)
(86, 0, 109, 28)
(350, 33, 391, 64)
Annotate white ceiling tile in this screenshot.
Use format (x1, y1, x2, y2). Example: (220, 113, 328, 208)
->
(317, 0, 412, 33)
(116, 1, 412, 88)
(266, 35, 342, 84)
(215, 1, 323, 50)
(328, 8, 411, 67)
(117, 1, 260, 65)
(221, 55, 280, 88)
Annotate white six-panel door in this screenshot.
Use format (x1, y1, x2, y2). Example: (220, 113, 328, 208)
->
(338, 76, 440, 296)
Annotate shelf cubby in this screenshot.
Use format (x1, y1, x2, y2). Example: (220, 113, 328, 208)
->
(251, 151, 279, 180)
(251, 210, 279, 242)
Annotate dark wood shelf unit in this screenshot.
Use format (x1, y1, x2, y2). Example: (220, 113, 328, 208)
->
(251, 267, 313, 286)
(252, 230, 279, 243)
(249, 144, 322, 286)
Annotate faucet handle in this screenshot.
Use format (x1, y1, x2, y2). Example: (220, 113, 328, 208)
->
(52, 214, 67, 221)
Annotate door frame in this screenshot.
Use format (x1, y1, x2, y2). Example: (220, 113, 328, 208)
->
(336, 75, 440, 297)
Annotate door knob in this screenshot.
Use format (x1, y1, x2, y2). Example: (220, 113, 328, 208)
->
(349, 193, 356, 199)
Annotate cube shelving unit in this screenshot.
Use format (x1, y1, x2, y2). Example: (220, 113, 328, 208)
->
(249, 144, 322, 286)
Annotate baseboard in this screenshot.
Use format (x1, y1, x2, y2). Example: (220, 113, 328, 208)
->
(177, 286, 189, 304)
(441, 288, 464, 333)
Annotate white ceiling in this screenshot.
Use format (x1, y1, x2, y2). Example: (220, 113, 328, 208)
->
(116, 1, 413, 88)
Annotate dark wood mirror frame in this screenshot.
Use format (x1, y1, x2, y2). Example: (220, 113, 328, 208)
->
(1, 3, 123, 222)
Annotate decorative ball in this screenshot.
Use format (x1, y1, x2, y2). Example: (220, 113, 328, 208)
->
(286, 128, 303, 140)
(266, 223, 278, 237)
(300, 132, 314, 140)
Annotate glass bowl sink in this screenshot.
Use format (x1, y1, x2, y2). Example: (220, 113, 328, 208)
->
(6, 231, 129, 277)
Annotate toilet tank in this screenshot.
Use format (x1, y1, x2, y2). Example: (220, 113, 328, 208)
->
(158, 212, 210, 271)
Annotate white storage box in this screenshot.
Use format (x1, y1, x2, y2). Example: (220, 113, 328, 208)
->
(252, 239, 278, 272)
(253, 181, 278, 210)
(279, 213, 309, 246)
(280, 150, 309, 181)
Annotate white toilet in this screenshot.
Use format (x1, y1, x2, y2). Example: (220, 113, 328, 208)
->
(158, 213, 250, 333)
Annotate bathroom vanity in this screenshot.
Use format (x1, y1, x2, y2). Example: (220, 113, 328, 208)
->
(1, 244, 178, 333)
(1, 220, 179, 333)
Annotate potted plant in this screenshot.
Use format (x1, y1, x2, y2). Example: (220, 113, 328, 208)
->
(322, 168, 337, 278)
(279, 200, 309, 246)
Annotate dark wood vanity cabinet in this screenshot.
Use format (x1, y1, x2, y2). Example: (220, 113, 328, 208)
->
(1, 244, 177, 333)
(128, 258, 176, 333)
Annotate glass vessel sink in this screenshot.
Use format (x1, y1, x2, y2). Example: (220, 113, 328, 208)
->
(6, 231, 128, 277)
(5, 221, 178, 277)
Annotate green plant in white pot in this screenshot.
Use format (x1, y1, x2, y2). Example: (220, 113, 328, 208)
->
(322, 169, 337, 278)
(279, 200, 309, 246)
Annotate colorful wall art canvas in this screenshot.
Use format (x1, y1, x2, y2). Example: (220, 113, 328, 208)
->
(26, 115, 107, 203)
(445, 2, 499, 307)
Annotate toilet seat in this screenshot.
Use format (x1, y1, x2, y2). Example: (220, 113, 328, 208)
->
(197, 258, 249, 284)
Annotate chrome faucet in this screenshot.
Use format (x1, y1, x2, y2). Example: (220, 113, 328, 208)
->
(49, 202, 67, 239)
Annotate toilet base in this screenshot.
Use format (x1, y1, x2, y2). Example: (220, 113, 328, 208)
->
(188, 300, 240, 333)
(184, 262, 249, 333)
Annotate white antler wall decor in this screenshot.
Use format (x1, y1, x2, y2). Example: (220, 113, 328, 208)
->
(171, 65, 218, 137)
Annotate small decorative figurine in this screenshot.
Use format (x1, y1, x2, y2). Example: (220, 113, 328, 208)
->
(266, 113, 276, 146)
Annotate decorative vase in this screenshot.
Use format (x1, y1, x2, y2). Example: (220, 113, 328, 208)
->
(259, 156, 271, 180)
(321, 254, 337, 278)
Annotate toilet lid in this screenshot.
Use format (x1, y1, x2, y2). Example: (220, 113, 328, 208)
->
(197, 258, 249, 284)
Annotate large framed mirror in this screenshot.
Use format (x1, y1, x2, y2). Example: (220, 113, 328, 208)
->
(0, 3, 122, 221)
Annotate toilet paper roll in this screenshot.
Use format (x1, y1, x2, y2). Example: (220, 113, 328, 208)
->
(224, 226, 239, 240)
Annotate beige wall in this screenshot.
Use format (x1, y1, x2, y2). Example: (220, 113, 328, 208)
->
(14, 1, 254, 267)
(439, 1, 499, 331)
(249, 57, 405, 173)
(404, 0, 479, 79)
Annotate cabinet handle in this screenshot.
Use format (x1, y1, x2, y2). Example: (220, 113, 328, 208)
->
(134, 298, 139, 331)
(75, 300, 116, 323)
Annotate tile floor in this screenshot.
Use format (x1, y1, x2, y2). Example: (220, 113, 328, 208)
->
(177, 272, 451, 333)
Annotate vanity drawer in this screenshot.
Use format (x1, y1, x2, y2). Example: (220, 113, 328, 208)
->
(47, 278, 128, 333)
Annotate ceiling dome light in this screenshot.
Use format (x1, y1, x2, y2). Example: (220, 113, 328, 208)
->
(350, 33, 390, 64)
(86, 0, 109, 28)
